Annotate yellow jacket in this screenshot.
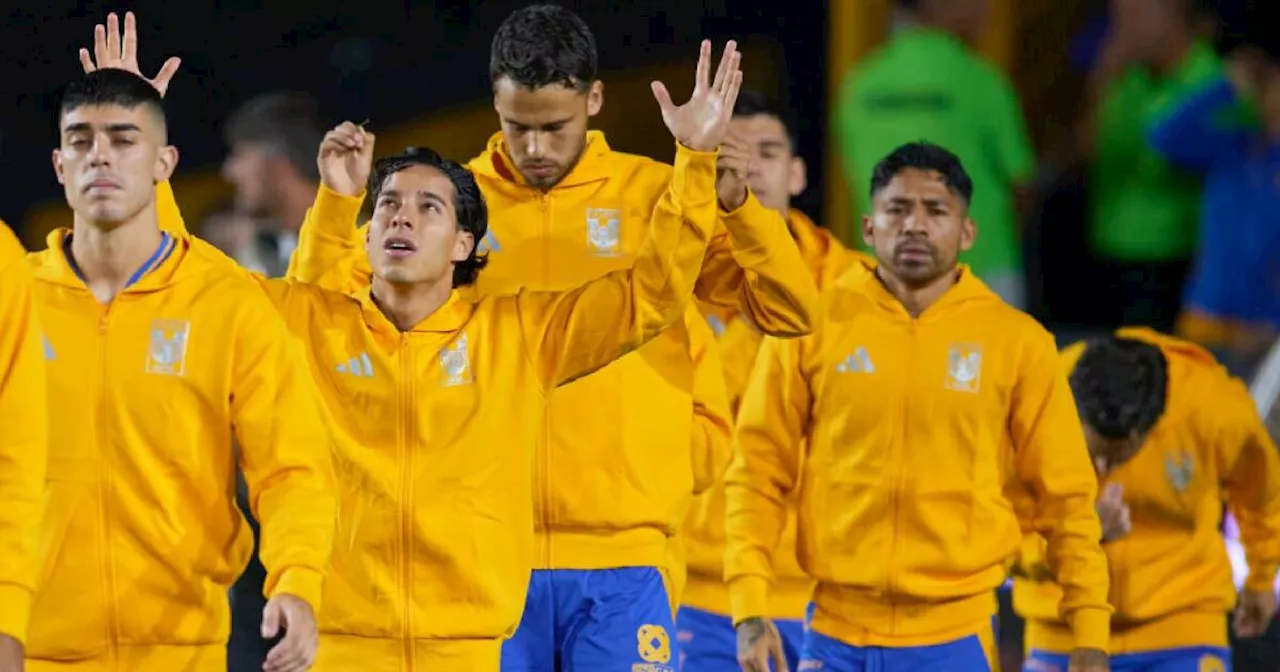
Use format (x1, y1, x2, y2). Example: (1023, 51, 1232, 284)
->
(162, 143, 721, 666)
(682, 211, 869, 619)
(0, 223, 47, 645)
(285, 135, 813, 572)
(24, 230, 336, 664)
(1013, 328, 1280, 654)
(726, 267, 1112, 650)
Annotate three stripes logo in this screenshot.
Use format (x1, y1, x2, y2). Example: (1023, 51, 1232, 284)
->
(336, 352, 375, 378)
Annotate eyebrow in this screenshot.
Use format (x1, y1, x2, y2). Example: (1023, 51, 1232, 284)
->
(380, 189, 448, 208)
(886, 196, 950, 207)
(63, 122, 143, 136)
(758, 139, 787, 149)
(503, 116, 575, 129)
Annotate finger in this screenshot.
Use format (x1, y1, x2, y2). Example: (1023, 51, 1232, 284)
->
(106, 13, 121, 60)
(261, 602, 281, 638)
(771, 642, 791, 672)
(79, 48, 96, 73)
(122, 12, 138, 63)
(710, 40, 738, 93)
(723, 67, 744, 109)
(154, 57, 182, 96)
(93, 24, 108, 68)
(359, 130, 377, 159)
(650, 81, 675, 114)
(264, 636, 301, 670)
(693, 39, 711, 95)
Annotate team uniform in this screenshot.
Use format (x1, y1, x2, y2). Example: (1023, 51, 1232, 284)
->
(726, 266, 1112, 671)
(23, 227, 337, 671)
(0, 223, 48, 650)
(1014, 328, 1280, 672)
(678, 210, 868, 670)
(287, 131, 818, 670)
(164, 142, 724, 669)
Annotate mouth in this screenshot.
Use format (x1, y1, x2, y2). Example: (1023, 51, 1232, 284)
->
(522, 163, 556, 178)
(84, 179, 120, 193)
(383, 236, 417, 259)
(895, 244, 932, 261)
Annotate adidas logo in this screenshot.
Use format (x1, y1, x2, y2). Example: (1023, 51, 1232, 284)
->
(477, 230, 501, 253)
(336, 352, 375, 378)
(834, 347, 875, 374)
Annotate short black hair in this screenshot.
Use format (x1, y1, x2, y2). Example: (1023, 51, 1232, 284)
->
(224, 92, 323, 182)
(1070, 336, 1169, 440)
(369, 147, 490, 287)
(57, 69, 166, 139)
(869, 141, 973, 205)
(490, 3, 598, 92)
(732, 90, 799, 152)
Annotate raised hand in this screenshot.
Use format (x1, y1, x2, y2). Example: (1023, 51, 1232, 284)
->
(318, 122, 376, 197)
(78, 11, 182, 98)
(651, 40, 744, 153)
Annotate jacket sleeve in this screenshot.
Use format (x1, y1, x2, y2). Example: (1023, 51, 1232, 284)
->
(724, 332, 812, 624)
(287, 185, 374, 294)
(694, 192, 818, 338)
(0, 230, 47, 644)
(516, 143, 719, 389)
(230, 289, 337, 613)
(1009, 329, 1112, 651)
(1212, 375, 1280, 593)
(686, 307, 733, 495)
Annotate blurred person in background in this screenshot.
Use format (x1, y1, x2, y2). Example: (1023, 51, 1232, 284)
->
(678, 90, 869, 672)
(34, 44, 336, 672)
(220, 90, 324, 672)
(1145, 39, 1280, 377)
(222, 91, 324, 277)
(1078, 0, 1221, 332)
(200, 205, 271, 276)
(836, 0, 1035, 309)
(1014, 329, 1280, 672)
(0, 222, 47, 672)
(728, 143, 1110, 672)
(286, 4, 822, 669)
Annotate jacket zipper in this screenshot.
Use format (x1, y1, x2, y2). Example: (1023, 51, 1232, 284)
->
(398, 335, 414, 670)
(885, 320, 917, 603)
(96, 307, 121, 662)
(537, 191, 552, 566)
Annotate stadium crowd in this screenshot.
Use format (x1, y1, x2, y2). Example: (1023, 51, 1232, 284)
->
(1, 1, 1279, 671)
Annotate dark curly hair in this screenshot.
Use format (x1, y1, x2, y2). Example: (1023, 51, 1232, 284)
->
(369, 147, 489, 287)
(490, 3, 598, 92)
(1070, 336, 1169, 439)
(870, 141, 973, 205)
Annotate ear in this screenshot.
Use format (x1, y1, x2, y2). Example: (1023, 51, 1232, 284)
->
(452, 229, 476, 264)
(586, 80, 604, 118)
(154, 145, 179, 183)
(52, 149, 66, 186)
(959, 215, 976, 252)
(860, 214, 874, 248)
(788, 156, 807, 198)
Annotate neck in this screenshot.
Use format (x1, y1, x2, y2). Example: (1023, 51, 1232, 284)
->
(875, 265, 958, 318)
(70, 208, 164, 301)
(275, 179, 319, 233)
(370, 275, 454, 332)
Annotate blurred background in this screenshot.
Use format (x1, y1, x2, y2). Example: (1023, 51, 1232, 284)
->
(7, 0, 1280, 668)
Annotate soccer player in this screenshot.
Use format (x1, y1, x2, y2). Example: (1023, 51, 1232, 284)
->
(679, 90, 870, 671)
(0, 222, 48, 672)
(726, 142, 1112, 672)
(1014, 328, 1280, 672)
(283, 5, 815, 669)
(83, 13, 743, 669)
(25, 67, 336, 672)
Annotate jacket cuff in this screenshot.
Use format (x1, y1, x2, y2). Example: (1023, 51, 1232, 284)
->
(671, 142, 720, 210)
(1068, 607, 1111, 652)
(728, 575, 770, 626)
(718, 191, 787, 269)
(270, 567, 326, 613)
(0, 583, 32, 645)
(311, 184, 367, 235)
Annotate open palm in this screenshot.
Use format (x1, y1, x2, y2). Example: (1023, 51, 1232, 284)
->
(651, 40, 744, 152)
(78, 12, 181, 98)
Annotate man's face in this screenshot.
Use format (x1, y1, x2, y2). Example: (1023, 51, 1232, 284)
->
(54, 104, 176, 227)
(222, 142, 277, 216)
(1083, 423, 1147, 479)
(862, 168, 974, 286)
(365, 164, 474, 288)
(727, 113, 805, 214)
(493, 77, 602, 189)
(1109, 0, 1178, 61)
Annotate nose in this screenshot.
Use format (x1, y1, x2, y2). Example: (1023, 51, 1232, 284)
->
(87, 137, 110, 167)
(901, 204, 926, 233)
(523, 132, 545, 159)
(389, 206, 416, 231)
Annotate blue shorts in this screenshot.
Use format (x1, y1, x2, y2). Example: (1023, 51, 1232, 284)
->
(501, 567, 678, 672)
(800, 621, 997, 672)
(675, 606, 805, 671)
(1023, 646, 1231, 671)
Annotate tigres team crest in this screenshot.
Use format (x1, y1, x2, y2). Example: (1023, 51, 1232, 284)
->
(634, 624, 672, 671)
